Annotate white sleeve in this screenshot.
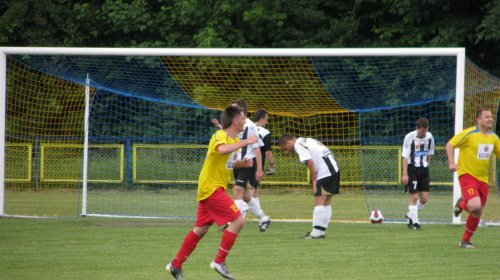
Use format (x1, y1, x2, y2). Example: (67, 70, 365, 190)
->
(294, 143, 311, 164)
(248, 125, 262, 148)
(401, 134, 412, 159)
(428, 134, 435, 155)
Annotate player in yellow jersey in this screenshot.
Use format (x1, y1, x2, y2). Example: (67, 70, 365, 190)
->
(446, 108, 500, 249)
(167, 106, 258, 280)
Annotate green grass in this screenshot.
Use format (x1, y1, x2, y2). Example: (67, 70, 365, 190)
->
(6, 187, 500, 223)
(1, 217, 499, 280)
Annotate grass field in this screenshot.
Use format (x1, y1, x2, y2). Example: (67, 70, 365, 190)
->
(1, 217, 499, 280)
(5, 187, 500, 224)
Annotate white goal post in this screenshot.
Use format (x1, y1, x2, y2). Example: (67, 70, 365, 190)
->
(0, 47, 465, 224)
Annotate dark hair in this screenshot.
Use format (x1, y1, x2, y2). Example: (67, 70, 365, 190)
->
(278, 133, 296, 146)
(221, 106, 243, 129)
(231, 98, 248, 115)
(476, 108, 491, 119)
(253, 108, 268, 122)
(415, 117, 429, 129)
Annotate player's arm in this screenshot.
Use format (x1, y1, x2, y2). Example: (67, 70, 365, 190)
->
(263, 134, 275, 175)
(266, 150, 274, 161)
(305, 159, 317, 192)
(401, 135, 410, 184)
(254, 147, 264, 181)
(493, 136, 500, 159)
(211, 118, 223, 130)
(265, 150, 275, 166)
(234, 158, 254, 169)
(218, 134, 258, 155)
(401, 157, 409, 185)
(446, 141, 459, 172)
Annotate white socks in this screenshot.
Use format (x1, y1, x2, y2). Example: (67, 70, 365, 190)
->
(235, 199, 245, 213)
(253, 197, 261, 209)
(408, 205, 419, 224)
(417, 199, 425, 210)
(246, 197, 267, 221)
(408, 200, 426, 225)
(312, 206, 330, 236)
(323, 205, 332, 228)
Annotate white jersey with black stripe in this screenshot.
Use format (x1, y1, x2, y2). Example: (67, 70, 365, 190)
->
(402, 130, 435, 168)
(237, 118, 264, 160)
(293, 137, 339, 180)
(257, 126, 270, 140)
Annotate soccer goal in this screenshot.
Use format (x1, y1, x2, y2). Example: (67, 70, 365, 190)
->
(1, 47, 499, 224)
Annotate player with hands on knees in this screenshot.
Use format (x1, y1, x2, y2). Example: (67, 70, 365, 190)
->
(278, 133, 340, 239)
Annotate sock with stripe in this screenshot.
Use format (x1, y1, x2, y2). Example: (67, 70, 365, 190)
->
(214, 230, 238, 263)
(312, 206, 325, 236)
(462, 214, 480, 242)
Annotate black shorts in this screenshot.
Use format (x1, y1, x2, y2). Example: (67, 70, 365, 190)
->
(233, 158, 258, 189)
(405, 165, 430, 194)
(314, 171, 340, 196)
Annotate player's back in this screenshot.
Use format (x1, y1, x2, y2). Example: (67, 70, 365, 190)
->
(296, 137, 338, 179)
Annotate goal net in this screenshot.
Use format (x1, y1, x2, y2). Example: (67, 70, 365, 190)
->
(1, 48, 500, 224)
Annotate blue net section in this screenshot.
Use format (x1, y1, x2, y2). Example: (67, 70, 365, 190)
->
(311, 56, 457, 111)
(12, 55, 201, 108)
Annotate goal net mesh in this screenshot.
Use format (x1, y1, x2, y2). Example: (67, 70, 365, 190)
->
(4, 52, 500, 223)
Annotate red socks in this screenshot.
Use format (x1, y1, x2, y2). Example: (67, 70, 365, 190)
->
(172, 230, 202, 269)
(171, 229, 238, 269)
(458, 200, 469, 212)
(462, 214, 480, 242)
(214, 230, 238, 263)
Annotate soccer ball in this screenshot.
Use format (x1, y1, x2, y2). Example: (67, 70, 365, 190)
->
(369, 210, 384, 223)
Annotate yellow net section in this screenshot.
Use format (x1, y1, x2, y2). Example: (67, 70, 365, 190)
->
(5, 59, 93, 216)
(262, 112, 364, 221)
(162, 56, 364, 220)
(464, 60, 500, 222)
(161, 56, 347, 116)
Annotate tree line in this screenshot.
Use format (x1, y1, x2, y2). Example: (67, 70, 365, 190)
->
(1, 0, 499, 76)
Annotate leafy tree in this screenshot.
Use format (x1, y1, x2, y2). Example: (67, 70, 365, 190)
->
(1, 0, 500, 142)
(1, 0, 499, 75)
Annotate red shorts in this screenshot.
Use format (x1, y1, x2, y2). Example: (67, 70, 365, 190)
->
(459, 174, 488, 207)
(195, 188, 241, 227)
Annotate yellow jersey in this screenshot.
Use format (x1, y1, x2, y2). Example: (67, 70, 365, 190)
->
(448, 126, 500, 183)
(197, 130, 240, 201)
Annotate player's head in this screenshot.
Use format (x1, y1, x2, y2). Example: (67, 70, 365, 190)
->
(253, 108, 269, 126)
(278, 133, 297, 152)
(231, 99, 248, 115)
(476, 108, 493, 129)
(415, 117, 429, 138)
(221, 106, 245, 130)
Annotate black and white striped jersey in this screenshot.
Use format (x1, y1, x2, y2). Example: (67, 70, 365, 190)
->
(237, 118, 264, 160)
(294, 137, 339, 180)
(402, 130, 435, 167)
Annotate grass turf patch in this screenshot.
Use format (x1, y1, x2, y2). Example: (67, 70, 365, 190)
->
(1, 217, 498, 279)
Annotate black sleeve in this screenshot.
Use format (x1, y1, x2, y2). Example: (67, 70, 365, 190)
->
(263, 134, 272, 152)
